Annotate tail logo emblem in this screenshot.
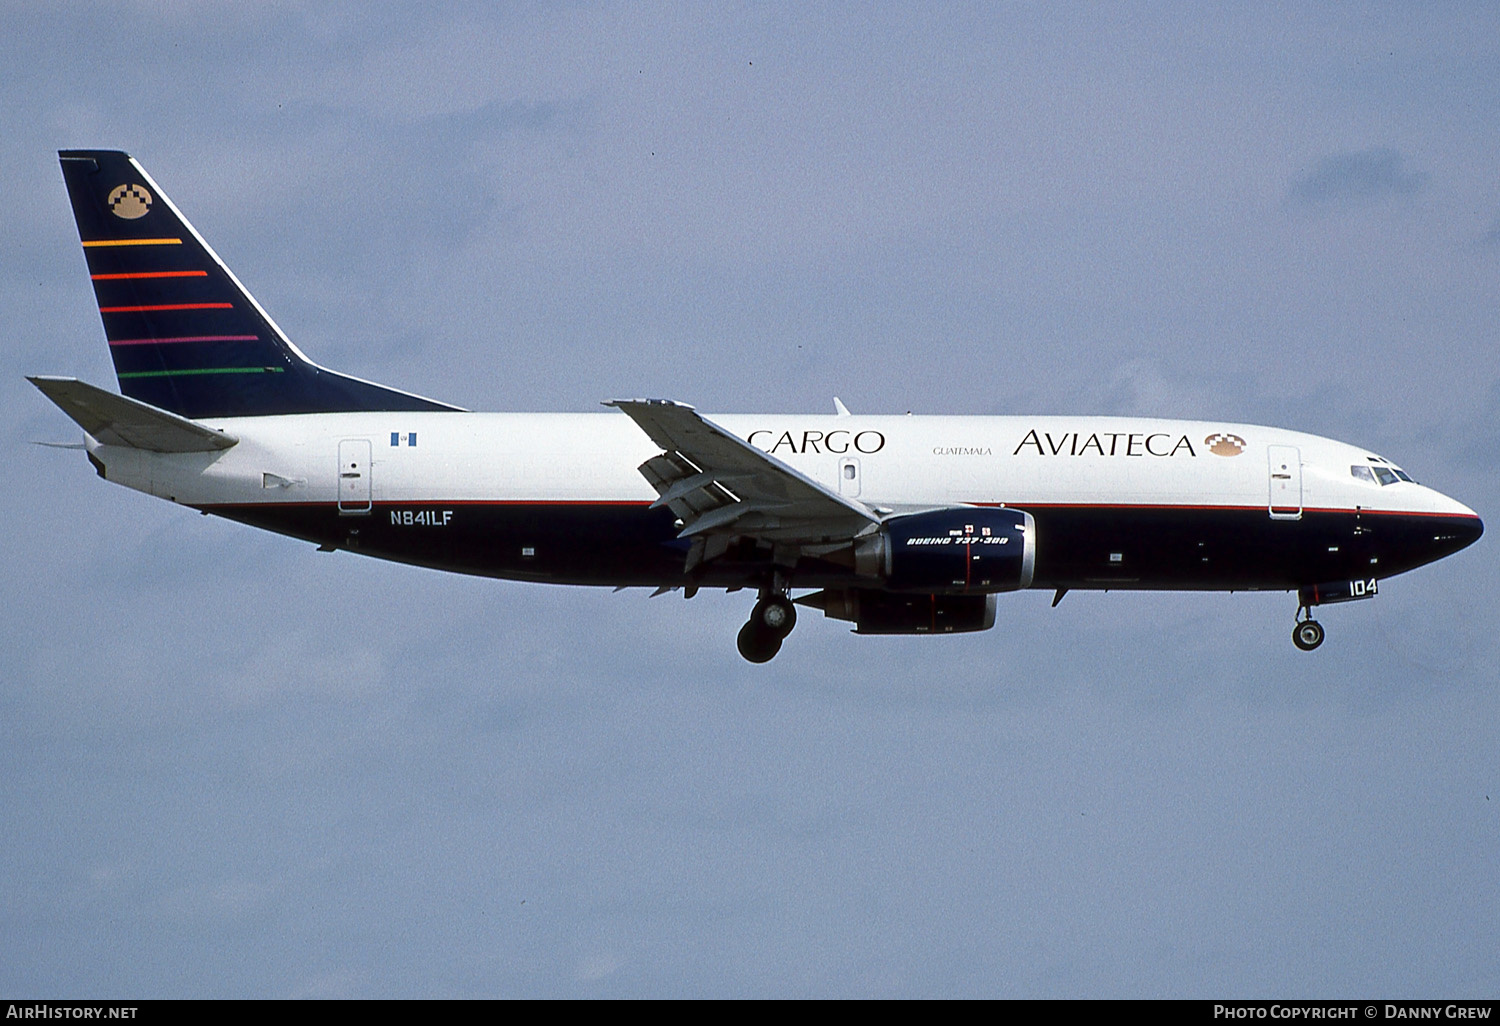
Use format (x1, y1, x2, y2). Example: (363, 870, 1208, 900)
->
(107, 183, 152, 220)
(1205, 432, 1246, 457)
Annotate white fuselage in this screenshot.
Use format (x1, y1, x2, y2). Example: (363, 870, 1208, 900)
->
(92, 410, 1474, 522)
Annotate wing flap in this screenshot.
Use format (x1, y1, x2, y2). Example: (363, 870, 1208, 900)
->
(29, 376, 238, 452)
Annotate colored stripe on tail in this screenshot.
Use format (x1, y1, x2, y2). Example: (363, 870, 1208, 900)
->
(59, 150, 462, 419)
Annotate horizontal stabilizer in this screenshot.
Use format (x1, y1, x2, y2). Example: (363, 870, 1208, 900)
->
(28, 375, 237, 452)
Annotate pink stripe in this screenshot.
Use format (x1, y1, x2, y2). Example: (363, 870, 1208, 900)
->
(108, 335, 259, 346)
(100, 302, 232, 313)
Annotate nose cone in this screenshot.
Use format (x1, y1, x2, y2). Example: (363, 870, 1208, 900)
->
(1452, 512, 1484, 552)
(1429, 488, 1482, 559)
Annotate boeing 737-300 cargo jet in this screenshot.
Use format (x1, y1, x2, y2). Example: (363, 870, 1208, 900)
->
(32, 151, 1482, 661)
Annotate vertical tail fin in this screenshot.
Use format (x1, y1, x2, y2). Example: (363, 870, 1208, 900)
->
(58, 150, 460, 419)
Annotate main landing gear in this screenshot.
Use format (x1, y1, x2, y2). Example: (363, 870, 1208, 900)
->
(737, 588, 797, 663)
(1292, 607, 1325, 652)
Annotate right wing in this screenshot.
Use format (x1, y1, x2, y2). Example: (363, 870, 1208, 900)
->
(607, 399, 880, 561)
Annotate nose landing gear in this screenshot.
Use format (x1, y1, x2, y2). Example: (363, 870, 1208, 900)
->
(1290, 579, 1380, 652)
(737, 589, 797, 663)
(1292, 613, 1325, 651)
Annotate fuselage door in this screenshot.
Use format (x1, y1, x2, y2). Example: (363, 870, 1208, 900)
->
(338, 438, 372, 515)
(1268, 445, 1302, 520)
(838, 457, 862, 498)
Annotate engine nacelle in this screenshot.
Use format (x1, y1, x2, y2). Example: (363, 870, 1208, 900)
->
(859, 507, 1036, 593)
(810, 589, 997, 635)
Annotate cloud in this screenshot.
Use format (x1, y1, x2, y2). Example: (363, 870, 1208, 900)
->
(1285, 148, 1428, 208)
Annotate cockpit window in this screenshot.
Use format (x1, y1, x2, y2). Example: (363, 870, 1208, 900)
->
(1352, 464, 1414, 485)
(1356, 456, 1417, 485)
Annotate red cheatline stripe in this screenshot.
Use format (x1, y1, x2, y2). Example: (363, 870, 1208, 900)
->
(192, 500, 1481, 519)
(99, 302, 232, 313)
(109, 334, 259, 346)
(198, 500, 660, 509)
(90, 270, 209, 280)
(987, 501, 1479, 518)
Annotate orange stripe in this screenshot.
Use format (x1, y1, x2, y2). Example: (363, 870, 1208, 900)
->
(99, 302, 232, 313)
(91, 270, 208, 281)
(81, 238, 182, 247)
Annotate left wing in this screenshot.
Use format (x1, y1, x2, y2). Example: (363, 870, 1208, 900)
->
(607, 399, 880, 569)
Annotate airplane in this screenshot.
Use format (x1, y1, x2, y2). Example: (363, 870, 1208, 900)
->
(31, 150, 1483, 662)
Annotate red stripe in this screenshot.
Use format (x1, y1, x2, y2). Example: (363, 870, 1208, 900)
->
(109, 335, 258, 346)
(984, 501, 1269, 511)
(194, 499, 1479, 521)
(99, 302, 232, 313)
(980, 501, 1478, 518)
(1338, 508, 1479, 519)
(91, 270, 208, 280)
(198, 500, 658, 509)
(426, 499, 657, 507)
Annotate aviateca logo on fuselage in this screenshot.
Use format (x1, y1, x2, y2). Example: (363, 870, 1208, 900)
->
(1014, 429, 1198, 457)
(108, 183, 152, 219)
(1205, 432, 1246, 456)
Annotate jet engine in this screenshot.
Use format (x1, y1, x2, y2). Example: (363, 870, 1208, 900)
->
(852, 507, 1036, 593)
(798, 508, 1034, 635)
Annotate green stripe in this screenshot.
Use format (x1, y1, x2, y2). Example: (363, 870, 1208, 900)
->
(117, 367, 285, 379)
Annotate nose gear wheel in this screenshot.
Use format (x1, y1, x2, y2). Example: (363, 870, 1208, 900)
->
(1292, 605, 1325, 651)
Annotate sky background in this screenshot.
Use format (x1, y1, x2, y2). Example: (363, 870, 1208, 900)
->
(2, 1, 1497, 998)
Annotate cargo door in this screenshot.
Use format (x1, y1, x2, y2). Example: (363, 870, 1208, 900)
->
(338, 438, 372, 515)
